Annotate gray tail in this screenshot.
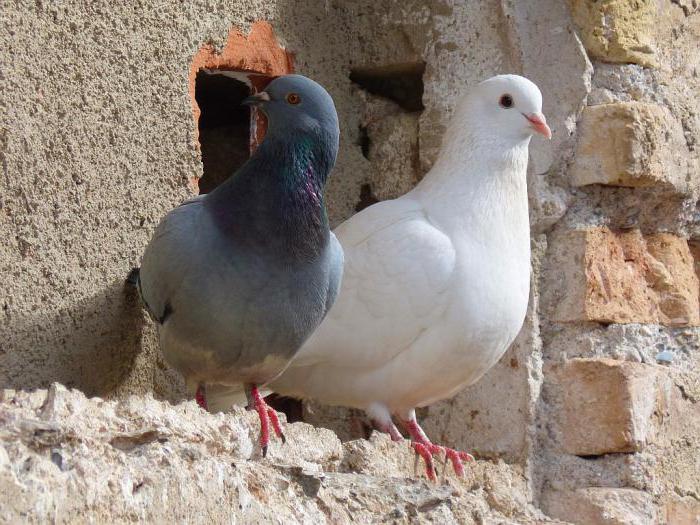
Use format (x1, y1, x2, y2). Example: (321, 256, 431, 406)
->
(126, 267, 140, 287)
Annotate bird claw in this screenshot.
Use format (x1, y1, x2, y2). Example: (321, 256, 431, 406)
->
(412, 442, 437, 482)
(403, 418, 473, 481)
(266, 406, 286, 443)
(249, 386, 285, 457)
(411, 442, 472, 481)
(441, 447, 474, 478)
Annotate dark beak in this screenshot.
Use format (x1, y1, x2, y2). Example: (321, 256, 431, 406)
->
(241, 91, 271, 107)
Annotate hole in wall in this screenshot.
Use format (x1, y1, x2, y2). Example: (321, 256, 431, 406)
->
(355, 183, 380, 212)
(350, 62, 426, 112)
(351, 61, 426, 209)
(575, 454, 605, 461)
(194, 70, 252, 194)
(265, 394, 304, 423)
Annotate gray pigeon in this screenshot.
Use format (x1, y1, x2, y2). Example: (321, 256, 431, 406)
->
(135, 74, 343, 456)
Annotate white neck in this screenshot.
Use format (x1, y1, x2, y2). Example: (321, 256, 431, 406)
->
(414, 119, 531, 235)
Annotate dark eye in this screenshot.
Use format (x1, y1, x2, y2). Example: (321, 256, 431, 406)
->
(286, 93, 301, 105)
(499, 94, 513, 108)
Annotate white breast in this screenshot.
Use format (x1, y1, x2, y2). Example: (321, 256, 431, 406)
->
(269, 131, 533, 414)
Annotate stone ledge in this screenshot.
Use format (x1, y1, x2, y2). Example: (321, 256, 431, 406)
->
(0, 384, 553, 524)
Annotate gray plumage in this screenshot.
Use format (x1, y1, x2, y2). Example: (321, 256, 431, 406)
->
(137, 75, 343, 406)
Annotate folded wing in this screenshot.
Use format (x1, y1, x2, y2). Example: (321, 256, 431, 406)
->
(292, 197, 457, 370)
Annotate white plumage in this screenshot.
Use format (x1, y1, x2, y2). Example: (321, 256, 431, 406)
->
(269, 74, 550, 477)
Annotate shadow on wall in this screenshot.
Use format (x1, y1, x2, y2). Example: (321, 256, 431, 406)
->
(0, 22, 292, 400)
(0, 281, 178, 399)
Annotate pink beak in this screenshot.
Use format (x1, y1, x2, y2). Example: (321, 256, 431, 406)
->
(525, 112, 552, 139)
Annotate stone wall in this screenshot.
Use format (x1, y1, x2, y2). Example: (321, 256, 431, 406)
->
(0, 385, 551, 523)
(1, 0, 699, 522)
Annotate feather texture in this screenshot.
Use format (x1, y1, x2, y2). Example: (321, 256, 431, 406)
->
(137, 75, 343, 403)
(270, 75, 546, 418)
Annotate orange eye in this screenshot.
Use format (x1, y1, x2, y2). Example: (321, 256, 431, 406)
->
(286, 93, 301, 105)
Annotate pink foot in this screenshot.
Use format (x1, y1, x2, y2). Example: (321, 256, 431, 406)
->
(403, 419, 474, 480)
(266, 404, 286, 444)
(412, 442, 437, 481)
(249, 385, 285, 457)
(195, 384, 208, 410)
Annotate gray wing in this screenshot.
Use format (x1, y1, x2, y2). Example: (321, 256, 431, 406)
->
(138, 195, 205, 326)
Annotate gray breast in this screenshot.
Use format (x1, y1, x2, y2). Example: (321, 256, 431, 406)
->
(158, 211, 334, 386)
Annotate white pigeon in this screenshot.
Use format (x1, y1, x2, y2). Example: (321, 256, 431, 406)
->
(269, 74, 551, 479)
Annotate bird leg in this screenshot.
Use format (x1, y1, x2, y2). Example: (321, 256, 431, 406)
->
(195, 383, 208, 410)
(365, 403, 438, 479)
(246, 384, 285, 457)
(371, 419, 403, 442)
(266, 405, 286, 444)
(367, 402, 403, 441)
(400, 416, 474, 480)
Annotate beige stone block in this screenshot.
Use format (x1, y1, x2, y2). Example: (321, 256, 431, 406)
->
(645, 233, 700, 326)
(570, 103, 689, 191)
(552, 227, 700, 326)
(665, 497, 700, 525)
(569, 0, 657, 67)
(551, 358, 667, 455)
(690, 242, 700, 313)
(543, 488, 658, 525)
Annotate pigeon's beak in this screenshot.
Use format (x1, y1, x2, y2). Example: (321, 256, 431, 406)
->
(524, 112, 552, 140)
(242, 91, 271, 107)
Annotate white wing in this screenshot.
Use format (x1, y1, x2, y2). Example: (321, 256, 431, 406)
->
(292, 196, 457, 370)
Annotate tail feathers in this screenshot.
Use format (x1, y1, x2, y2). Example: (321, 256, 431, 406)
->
(126, 267, 140, 287)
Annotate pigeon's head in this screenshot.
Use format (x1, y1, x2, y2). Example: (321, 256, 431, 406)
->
(243, 74, 339, 141)
(460, 74, 551, 144)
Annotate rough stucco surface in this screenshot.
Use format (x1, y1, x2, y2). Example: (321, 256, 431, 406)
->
(1, 0, 700, 522)
(0, 0, 376, 400)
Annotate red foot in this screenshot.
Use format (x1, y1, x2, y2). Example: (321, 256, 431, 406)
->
(403, 419, 474, 480)
(249, 385, 285, 456)
(266, 405, 286, 443)
(442, 448, 474, 477)
(195, 384, 208, 410)
(412, 442, 437, 482)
